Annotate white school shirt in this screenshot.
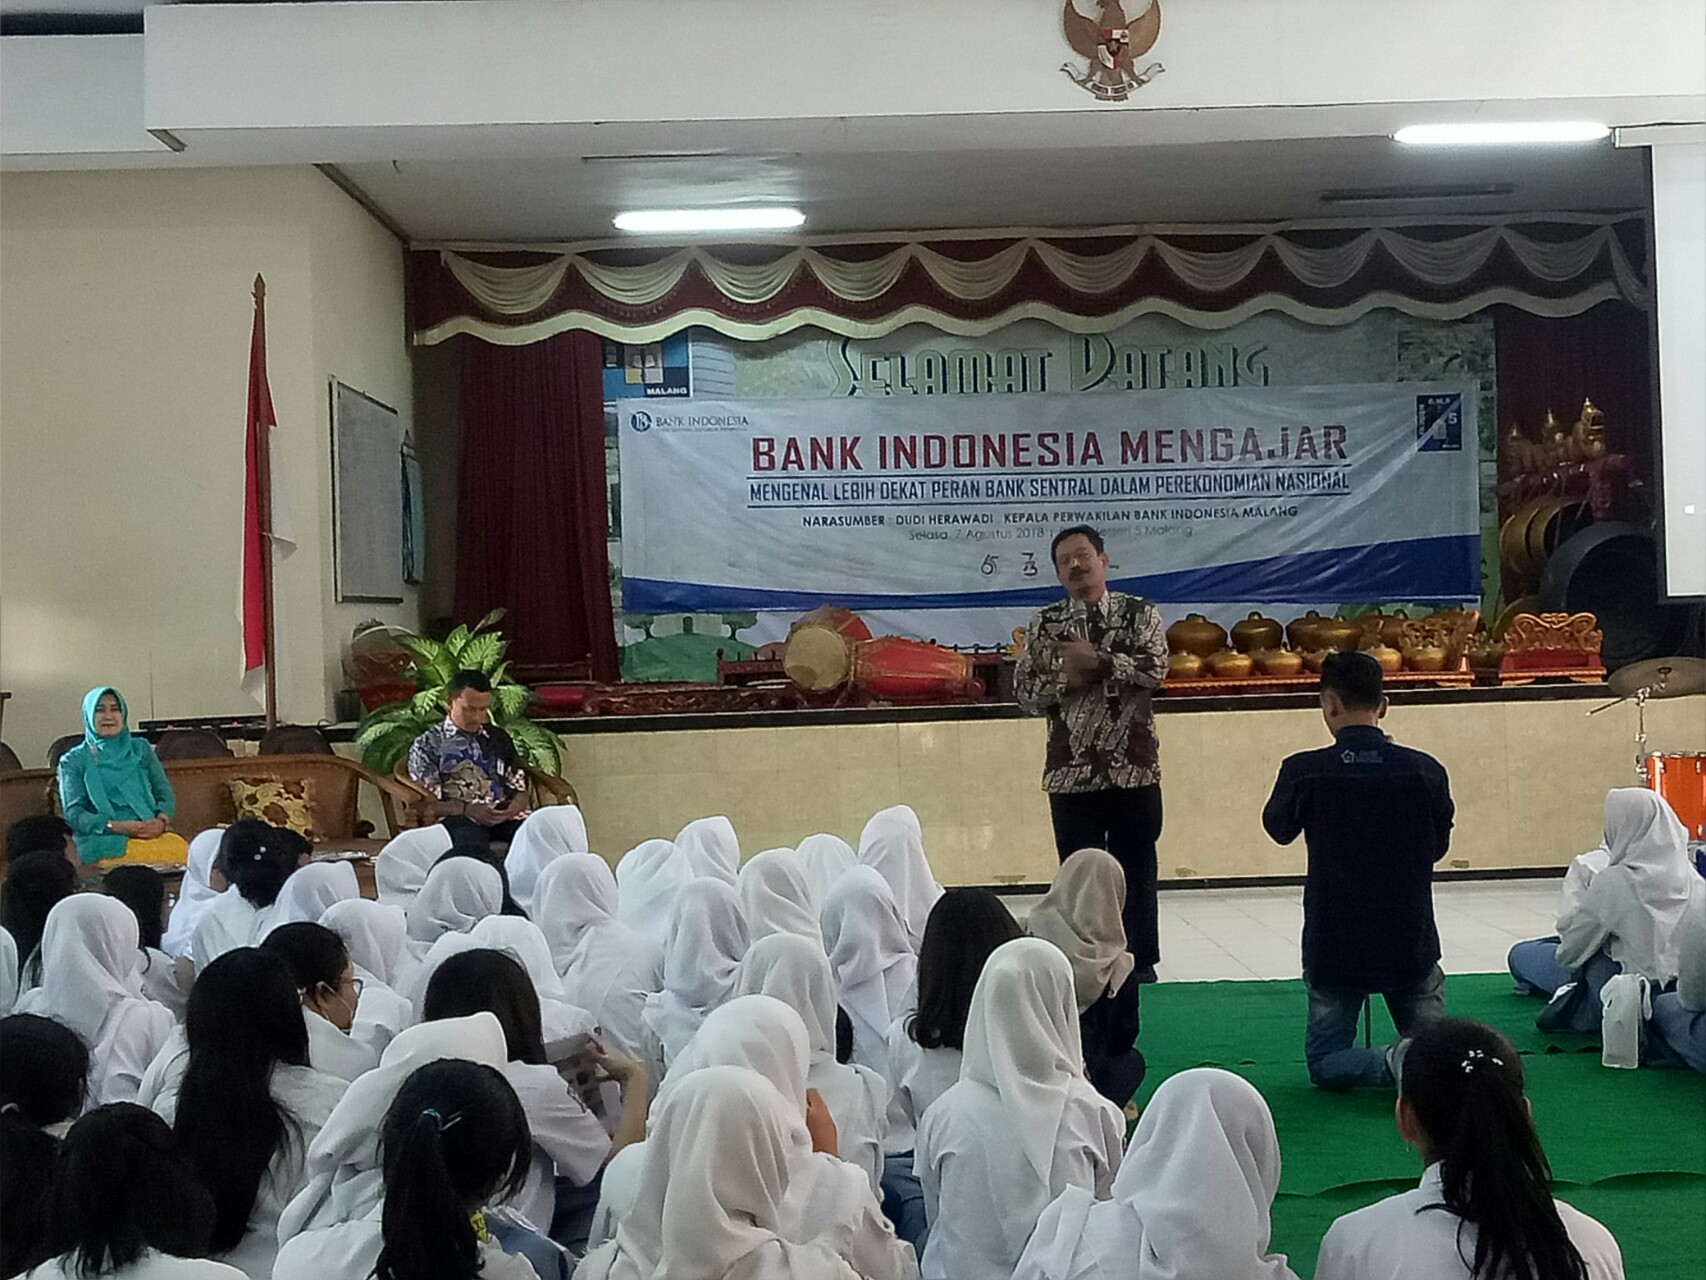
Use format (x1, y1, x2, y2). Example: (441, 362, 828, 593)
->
(886, 1016, 963, 1145)
(157, 1063, 345, 1280)
(24, 1251, 247, 1280)
(500, 1059, 612, 1232)
(190, 890, 262, 971)
(137, 947, 193, 1021)
(919, 1078, 1122, 1280)
(1315, 1163, 1625, 1280)
(272, 1208, 542, 1280)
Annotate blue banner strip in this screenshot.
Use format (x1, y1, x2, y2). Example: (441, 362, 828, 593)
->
(623, 534, 1481, 612)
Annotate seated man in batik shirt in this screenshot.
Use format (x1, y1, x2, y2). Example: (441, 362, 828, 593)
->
(406, 669, 530, 846)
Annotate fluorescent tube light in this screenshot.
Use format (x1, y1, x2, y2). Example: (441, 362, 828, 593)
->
(1393, 122, 1609, 146)
(613, 207, 806, 233)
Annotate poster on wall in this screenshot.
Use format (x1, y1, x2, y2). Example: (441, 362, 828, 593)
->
(618, 381, 1479, 648)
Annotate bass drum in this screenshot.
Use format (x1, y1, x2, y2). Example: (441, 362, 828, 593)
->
(1539, 523, 1697, 669)
(1647, 754, 1706, 842)
(782, 606, 873, 692)
(852, 637, 975, 700)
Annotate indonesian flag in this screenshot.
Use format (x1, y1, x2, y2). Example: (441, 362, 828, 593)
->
(240, 277, 295, 707)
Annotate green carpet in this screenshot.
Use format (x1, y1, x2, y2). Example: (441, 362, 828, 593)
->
(1136, 974, 1706, 1279)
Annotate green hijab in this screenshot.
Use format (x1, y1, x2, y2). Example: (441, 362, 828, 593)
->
(77, 686, 155, 817)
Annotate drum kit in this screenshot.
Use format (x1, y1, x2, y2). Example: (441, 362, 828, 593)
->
(1590, 656, 1706, 840)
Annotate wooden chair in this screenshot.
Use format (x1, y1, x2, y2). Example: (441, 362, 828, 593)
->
(164, 753, 416, 854)
(153, 730, 234, 761)
(0, 743, 21, 774)
(46, 735, 80, 773)
(258, 724, 335, 756)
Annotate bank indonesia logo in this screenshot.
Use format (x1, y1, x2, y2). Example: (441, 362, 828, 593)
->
(1415, 393, 1463, 452)
(630, 410, 653, 433)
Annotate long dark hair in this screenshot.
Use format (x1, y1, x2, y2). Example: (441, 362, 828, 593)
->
(103, 865, 166, 952)
(42, 1103, 217, 1277)
(377, 1059, 531, 1280)
(1, 1014, 90, 1277)
(261, 921, 349, 992)
(908, 889, 1023, 1051)
(1401, 1019, 1588, 1280)
(2, 850, 79, 986)
(172, 948, 309, 1254)
(421, 948, 547, 1066)
(221, 819, 308, 908)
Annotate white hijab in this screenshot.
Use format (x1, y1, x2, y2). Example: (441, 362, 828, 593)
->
(0, 927, 15, 1018)
(535, 853, 664, 1056)
(735, 933, 843, 1080)
(579, 1066, 859, 1280)
(505, 805, 590, 914)
(276, 1011, 508, 1243)
(642, 878, 750, 1070)
(405, 857, 504, 945)
(820, 867, 917, 1058)
(739, 849, 822, 945)
(374, 825, 454, 907)
(616, 839, 693, 948)
(857, 805, 942, 949)
(1572, 788, 1704, 982)
(537, 852, 623, 972)
(1017, 1068, 1297, 1280)
(319, 899, 411, 990)
(794, 834, 857, 911)
(162, 828, 223, 957)
(958, 937, 1086, 1254)
(1027, 848, 1136, 1012)
(266, 861, 361, 929)
(675, 816, 741, 885)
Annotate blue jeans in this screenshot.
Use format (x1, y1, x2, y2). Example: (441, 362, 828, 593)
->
(880, 1151, 929, 1255)
(1649, 993, 1706, 1074)
(1305, 965, 1446, 1090)
(1509, 936, 1575, 996)
(1536, 949, 1624, 1034)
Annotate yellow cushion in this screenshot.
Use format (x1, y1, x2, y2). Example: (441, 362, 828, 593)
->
(227, 778, 320, 842)
(98, 832, 191, 867)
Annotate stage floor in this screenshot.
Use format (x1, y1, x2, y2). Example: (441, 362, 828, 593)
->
(1138, 970, 1706, 1280)
(1007, 878, 1563, 981)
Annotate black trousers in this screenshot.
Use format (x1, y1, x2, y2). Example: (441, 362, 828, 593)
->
(1048, 784, 1163, 970)
(1081, 975, 1146, 1107)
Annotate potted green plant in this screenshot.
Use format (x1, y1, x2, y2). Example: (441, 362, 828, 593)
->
(353, 609, 562, 776)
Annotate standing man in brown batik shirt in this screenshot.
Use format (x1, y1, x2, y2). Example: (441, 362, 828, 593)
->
(1015, 525, 1169, 979)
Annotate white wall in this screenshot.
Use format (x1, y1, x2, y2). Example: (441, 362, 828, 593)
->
(0, 167, 417, 762)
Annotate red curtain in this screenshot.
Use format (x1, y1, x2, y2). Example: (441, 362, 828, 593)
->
(454, 331, 619, 681)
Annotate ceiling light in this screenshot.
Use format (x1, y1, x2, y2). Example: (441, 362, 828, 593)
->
(613, 207, 806, 233)
(1393, 121, 1609, 146)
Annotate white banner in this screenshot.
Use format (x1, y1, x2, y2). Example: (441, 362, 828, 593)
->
(618, 382, 1479, 635)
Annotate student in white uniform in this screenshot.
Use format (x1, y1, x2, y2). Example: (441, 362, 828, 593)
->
(915, 937, 1124, 1280)
(597, 995, 913, 1280)
(15, 894, 174, 1106)
(504, 804, 591, 915)
(319, 897, 415, 997)
(423, 948, 649, 1247)
(191, 821, 310, 971)
(1, 1013, 89, 1278)
(1510, 789, 1703, 1032)
(0, 927, 16, 1018)
(266, 860, 360, 927)
(157, 948, 345, 1280)
(2, 849, 79, 993)
(374, 822, 454, 908)
(21, 1103, 248, 1280)
(468, 914, 600, 1044)
(883, 889, 1023, 1252)
(858, 805, 944, 951)
(406, 854, 506, 949)
(1315, 1018, 1624, 1280)
(739, 848, 824, 944)
(796, 833, 858, 911)
(534, 852, 665, 1060)
(262, 922, 404, 1081)
(1015, 1067, 1299, 1280)
(102, 866, 194, 1020)
(1649, 893, 1706, 1072)
(641, 877, 750, 1073)
(736, 933, 889, 1196)
(822, 866, 918, 1073)
(614, 839, 691, 949)
(675, 815, 742, 885)
(160, 828, 223, 958)
(577, 1066, 865, 1280)
(1025, 848, 1145, 1107)
(273, 1058, 543, 1280)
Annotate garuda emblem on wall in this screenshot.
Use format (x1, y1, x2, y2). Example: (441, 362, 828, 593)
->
(1061, 0, 1164, 101)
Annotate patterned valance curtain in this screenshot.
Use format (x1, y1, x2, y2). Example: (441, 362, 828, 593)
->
(409, 215, 1648, 346)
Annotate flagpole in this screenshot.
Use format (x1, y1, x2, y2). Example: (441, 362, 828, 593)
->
(253, 274, 279, 730)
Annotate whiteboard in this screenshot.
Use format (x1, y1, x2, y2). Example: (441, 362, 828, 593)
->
(331, 379, 404, 603)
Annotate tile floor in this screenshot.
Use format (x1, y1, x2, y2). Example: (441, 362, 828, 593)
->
(1006, 877, 1562, 982)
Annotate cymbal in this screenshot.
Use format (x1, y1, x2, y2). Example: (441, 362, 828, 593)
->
(1608, 657, 1706, 699)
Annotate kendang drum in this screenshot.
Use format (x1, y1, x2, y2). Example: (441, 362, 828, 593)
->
(852, 637, 976, 700)
(1646, 754, 1706, 841)
(783, 606, 873, 691)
